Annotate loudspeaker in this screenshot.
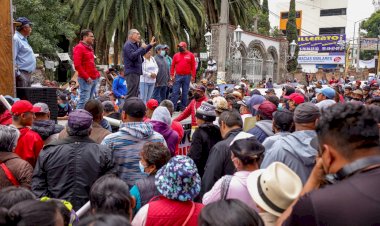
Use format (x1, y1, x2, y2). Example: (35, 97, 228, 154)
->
(16, 87, 58, 121)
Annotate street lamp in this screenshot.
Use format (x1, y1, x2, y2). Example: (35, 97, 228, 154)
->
(289, 40, 297, 59)
(204, 31, 212, 57)
(234, 25, 243, 47)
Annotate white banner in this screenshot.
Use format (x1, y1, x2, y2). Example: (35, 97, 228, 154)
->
(298, 55, 345, 64)
(359, 59, 375, 69)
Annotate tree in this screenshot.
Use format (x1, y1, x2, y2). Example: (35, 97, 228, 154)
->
(70, 0, 205, 64)
(257, 0, 270, 36)
(271, 26, 284, 38)
(285, 0, 299, 72)
(360, 11, 380, 61)
(204, 0, 260, 28)
(13, 0, 78, 54)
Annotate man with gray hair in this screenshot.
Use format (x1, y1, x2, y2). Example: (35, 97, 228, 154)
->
(32, 109, 114, 210)
(123, 29, 156, 99)
(260, 102, 321, 184)
(0, 125, 33, 189)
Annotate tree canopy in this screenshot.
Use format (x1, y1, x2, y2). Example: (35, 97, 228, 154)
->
(13, 0, 78, 54)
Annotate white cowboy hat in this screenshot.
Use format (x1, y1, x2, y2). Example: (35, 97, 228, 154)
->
(247, 162, 302, 217)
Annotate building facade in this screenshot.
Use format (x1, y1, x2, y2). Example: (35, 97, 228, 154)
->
(210, 24, 288, 83)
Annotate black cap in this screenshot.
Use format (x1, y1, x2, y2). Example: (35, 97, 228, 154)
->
(15, 17, 32, 26)
(363, 85, 371, 91)
(122, 97, 146, 118)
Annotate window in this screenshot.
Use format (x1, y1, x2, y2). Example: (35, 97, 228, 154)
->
(281, 11, 301, 19)
(320, 8, 347, 17)
(319, 27, 345, 35)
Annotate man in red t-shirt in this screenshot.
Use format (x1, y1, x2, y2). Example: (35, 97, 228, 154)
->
(170, 41, 196, 111)
(11, 100, 44, 167)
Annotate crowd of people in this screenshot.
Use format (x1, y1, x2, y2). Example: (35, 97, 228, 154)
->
(3, 24, 380, 225)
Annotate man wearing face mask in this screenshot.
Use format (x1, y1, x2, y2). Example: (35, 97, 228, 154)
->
(152, 45, 170, 103)
(170, 42, 197, 110)
(174, 85, 208, 126)
(279, 103, 380, 226)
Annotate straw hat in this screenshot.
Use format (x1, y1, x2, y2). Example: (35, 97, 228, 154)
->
(247, 162, 302, 217)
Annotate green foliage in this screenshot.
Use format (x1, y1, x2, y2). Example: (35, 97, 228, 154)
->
(361, 11, 380, 38)
(70, 0, 205, 64)
(205, 0, 260, 28)
(286, 0, 299, 72)
(271, 26, 283, 38)
(360, 11, 380, 61)
(13, 0, 79, 54)
(258, 0, 270, 36)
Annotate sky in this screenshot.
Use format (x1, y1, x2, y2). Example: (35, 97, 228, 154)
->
(268, 0, 375, 39)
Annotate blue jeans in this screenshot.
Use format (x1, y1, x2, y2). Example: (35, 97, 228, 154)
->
(139, 82, 155, 103)
(152, 86, 168, 103)
(170, 75, 191, 110)
(77, 77, 99, 109)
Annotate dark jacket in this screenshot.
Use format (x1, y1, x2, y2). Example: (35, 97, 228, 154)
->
(200, 128, 242, 196)
(135, 175, 160, 209)
(154, 54, 169, 87)
(123, 40, 152, 75)
(32, 136, 114, 210)
(248, 120, 274, 143)
(32, 120, 64, 140)
(188, 123, 222, 177)
(0, 152, 33, 189)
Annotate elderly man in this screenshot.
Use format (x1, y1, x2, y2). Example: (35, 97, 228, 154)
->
(31, 102, 64, 145)
(280, 103, 380, 226)
(14, 17, 36, 87)
(11, 100, 44, 167)
(123, 29, 156, 99)
(32, 109, 114, 210)
(261, 102, 320, 184)
(73, 29, 100, 109)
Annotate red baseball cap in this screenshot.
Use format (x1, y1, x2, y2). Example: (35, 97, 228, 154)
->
(284, 93, 305, 105)
(146, 99, 159, 110)
(178, 42, 187, 48)
(11, 100, 41, 115)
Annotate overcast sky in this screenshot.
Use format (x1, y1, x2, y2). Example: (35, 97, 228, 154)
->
(268, 0, 375, 39)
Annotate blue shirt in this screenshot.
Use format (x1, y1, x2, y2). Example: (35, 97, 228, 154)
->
(112, 75, 127, 98)
(13, 31, 36, 73)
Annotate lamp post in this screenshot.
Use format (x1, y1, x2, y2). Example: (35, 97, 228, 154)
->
(234, 25, 243, 48)
(352, 17, 369, 69)
(289, 40, 297, 59)
(204, 31, 212, 58)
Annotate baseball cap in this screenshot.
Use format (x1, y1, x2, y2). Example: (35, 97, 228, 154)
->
(68, 109, 93, 130)
(315, 87, 336, 99)
(15, 17, 32, 26)
(284, 93, 305, 105)
(283, 86, 295, 96)
(33, 103, 49, 114)
(257, 101, 277, 119)
(123, 97, 147, 118)
(195, 85, 206, 93)
(237, 96, 250, 107)
(163, 44, 169, 49)
(210, 90, 220, 97)
(363, 85, 371, 91)
(155, 44, 164, 51)
(265, 88, 275, 94)
(11, 100, 41, 115)
(178, 41, 187, 48)
(353, 89, 363, 95)
(146, 99, 159, 110)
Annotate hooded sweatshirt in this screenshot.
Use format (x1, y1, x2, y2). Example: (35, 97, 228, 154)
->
(247, 120, 274, 143)
(14, 127, 44, 167)
(262, 132, 291, 151)
(32, 120, 64, 144)
(150, 107, 179, 156)
(260, 130, 317, 184)
(0, 110, 12, 125)
(101, 122, 166, 186)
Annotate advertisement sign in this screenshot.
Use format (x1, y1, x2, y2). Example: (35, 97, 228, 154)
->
(298, 55, 345, 64)
(360, 38, 380, 51)
(298, 34, 346, 52)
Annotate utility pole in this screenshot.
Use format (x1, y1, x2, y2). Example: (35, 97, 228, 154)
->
(217, 0, 229, 82)
(0, 0, 15, 96)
